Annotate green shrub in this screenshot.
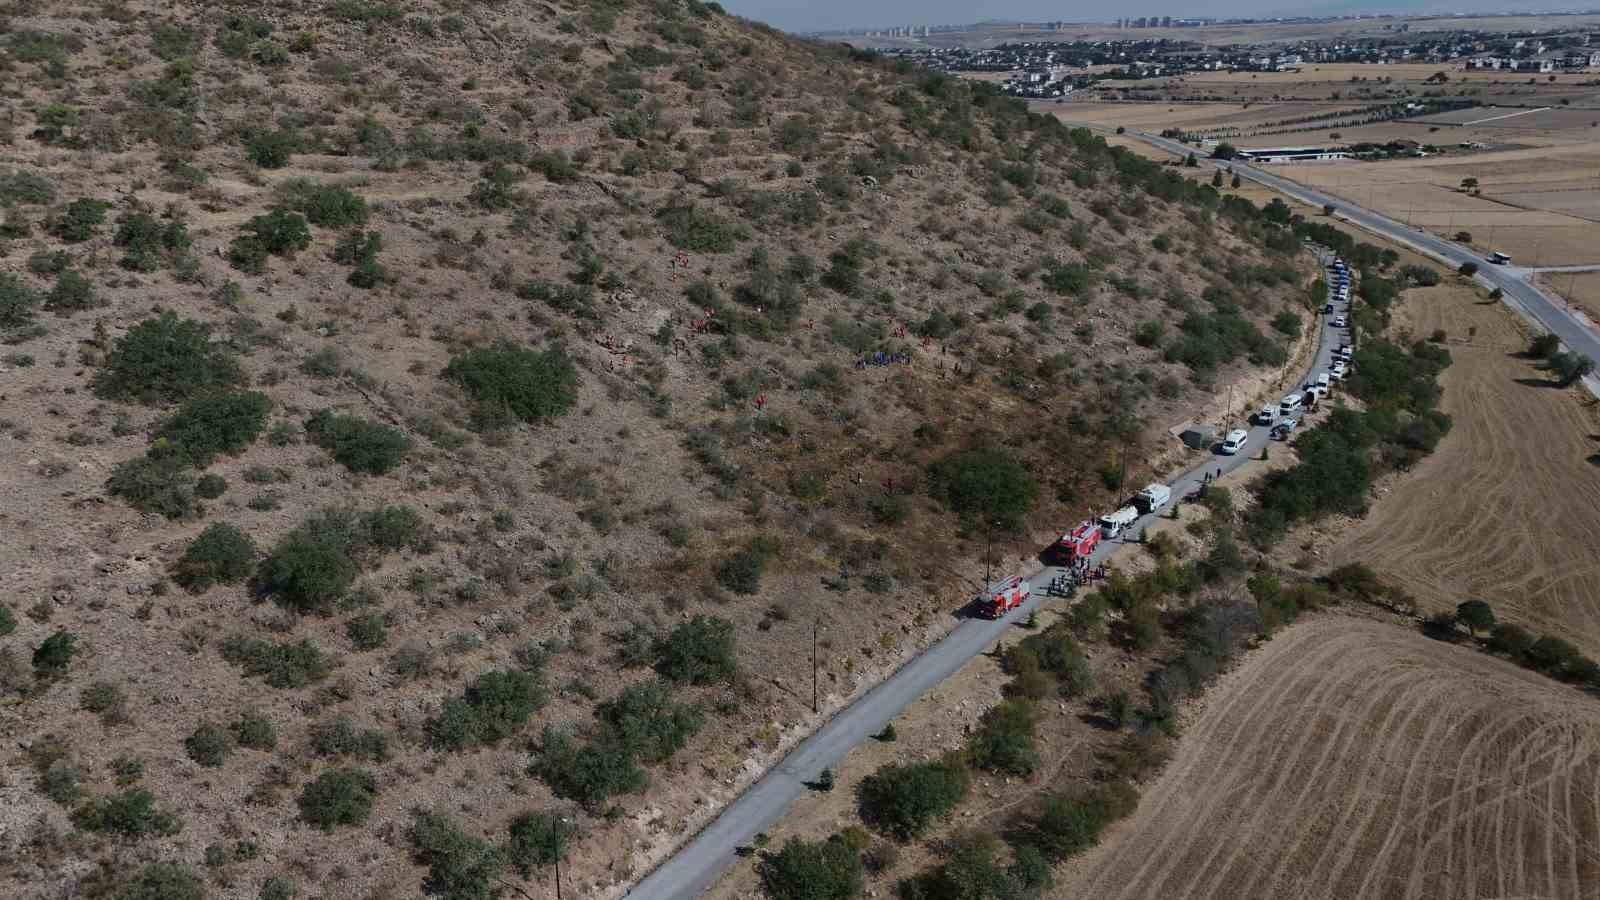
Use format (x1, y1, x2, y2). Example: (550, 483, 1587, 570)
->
(529, 727, 646, 809)
(45, 269, 98, 314)
(219, 636, 330, 688)
(1041, 260, 1090, 295)
(408, 809, 506, 900)
(1014, 781, 1139, 862)
(927, 446, 1038, 529)
(0, 274, 40, 328)
(761, 834, 864, 900)
(657, 201, 743, 252)
(0, 604, 15, 637)
(94, 312, 244, 405)
(173, 523, 259, 592)
(49, 198, 110, 242)
(1529, 333, 1561, 359)
(115, 210, 192, 271)
(184, 722, 234, 767)
(966, 697, 1039, 776)
(0, 169, 57, 205)
(107, 445, 198, 518)
(656, 615, 737, 684)
(346, 612, 389, 650)
(297, 768, 377, 830)
(304, 409, 410, 475)
(32, 630, 77, 679)
(716, 545, 769, 594)
(278, 180, 368, 228)
(158, 391, 271, 465)
(115, 862, 205, 900)
(195, 473, 228, 499)
(442, 343, 580, 430)
(594, 680, 703, 763)
(309, 716, 390, 761)
(72, 788, 182, 838)
(505, 811, 570, 878)
(856, 755, 970, 840)
(427, 670, 548, 751)
(1272, 310, 1302, 337)
(258, 528, 360, 614)
(248, 207, 312, 255)
(245, 130, 298, 168)
(230, 710, 277, 750)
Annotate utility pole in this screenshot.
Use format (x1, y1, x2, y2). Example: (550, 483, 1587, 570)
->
(812, 621, 819, 714)
(554, 820, 563, 900)
(984, 519, 995, 585)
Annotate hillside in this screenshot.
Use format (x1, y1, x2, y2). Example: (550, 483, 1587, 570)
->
(1055, 617, 1600, 900)
(0, 2, 1311, 897)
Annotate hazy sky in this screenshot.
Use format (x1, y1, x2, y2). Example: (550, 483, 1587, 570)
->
(720, 0, 1519, 33)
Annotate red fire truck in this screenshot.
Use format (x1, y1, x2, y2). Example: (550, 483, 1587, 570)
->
(976, 575, 1031, 619)
(1058, 520, 1102, 564)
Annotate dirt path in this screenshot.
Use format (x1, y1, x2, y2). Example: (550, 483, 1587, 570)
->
(1053, 617, 1600, 900)
(1326, 283, 1600, 656)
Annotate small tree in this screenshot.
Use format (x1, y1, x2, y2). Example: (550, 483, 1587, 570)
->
(1184, 152, 1198, 168)
(1211, 169, 1222, 188)
(760, 834, 864, 900)
(1322, 203, 1336, 216)
(297, 768, 377, 830)
(1454, 231, 1472, 243)
(856, 755, 970, 840)
(656, 615, 738, 684)
(1211, 142, 1239, 161)
(1459, 177, 1479, 193)
(505, 810, 570, 878)
(32, 630, 77, 678)
(1458, 261, 1478, 277)
(1455, 600, 1494, 638)
(173, 523, 258, 592)
(1230, 172, 1241, 189)
(1551, 352, 1595, 388)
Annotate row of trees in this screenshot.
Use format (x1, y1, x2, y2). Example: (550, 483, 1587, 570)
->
(1426, 600, 1600, 685)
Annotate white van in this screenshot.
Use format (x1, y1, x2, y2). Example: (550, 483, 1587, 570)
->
(1315, 373, 1331, 389)
(1221, 429, 1249, 455)
(1279, 392, 1304, 415)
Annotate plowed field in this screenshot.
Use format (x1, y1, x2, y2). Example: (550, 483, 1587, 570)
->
(1331, 282, 1600, 657)
(1055, 619, 1600, 900)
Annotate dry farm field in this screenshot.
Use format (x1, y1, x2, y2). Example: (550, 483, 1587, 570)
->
(1328, 280, 1600, 657)
(1054, 618, 1600, 900)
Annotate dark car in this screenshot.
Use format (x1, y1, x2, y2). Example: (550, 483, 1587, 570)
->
(1324, 303, 1335, 313)
(1270, 419, 1299, 440)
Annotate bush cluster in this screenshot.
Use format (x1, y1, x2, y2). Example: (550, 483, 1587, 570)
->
(157, 390, 271, 465)
(257, 506, 428, 613)
(304, 408, 410, 475)
(655, 615, 738, 684)
(761, 833, 866, 900)
(927, 446, 1038, 530)
(530, 678, 702, 808)
(115, 209, 192, 271)
(218, 635, 329, 688)
(443, 343, 580, 430)
(229, 208, 311, 273)
(94, 312, 245, 405)
(427, 670, 548, 751)
(297, 767, 377, 830)
(173, 523, 258, 592)
(856, 754, 971, 840)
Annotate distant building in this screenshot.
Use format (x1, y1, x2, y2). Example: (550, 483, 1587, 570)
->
(1237, 147, 1351, 164)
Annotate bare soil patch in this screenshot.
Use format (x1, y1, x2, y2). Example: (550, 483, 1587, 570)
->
(1054, 617, 1600, 900)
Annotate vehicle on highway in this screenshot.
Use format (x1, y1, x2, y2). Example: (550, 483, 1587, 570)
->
(1333, 315, 1349, 328)
(1098, 505, 1140, 539)
(976, 575, 1030, 619)
(1324, 302, 1335, 314)
(1134, 483, 1172, 514)
(1270, 419, 1299, 440)
(1487, 251, 1511, 265)
(1279, 392, 1305, 415)
(1255, 405, 1278, 426)
(1220, 429, 1250, 455)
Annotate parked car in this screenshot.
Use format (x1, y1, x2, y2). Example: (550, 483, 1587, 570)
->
(1255, 405, 1277, 426)
(1315, 373, 1331, 389)
(1270, 419, 1299, 440)
(1330, 364, 1347, 381)
(1324, 302, 1335, 314)
(1304, 382, 1328, 400)
(1220, 429, 1249, 455)
(1333, 315, 1349, 328)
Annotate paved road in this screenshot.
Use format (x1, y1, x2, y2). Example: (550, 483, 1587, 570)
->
(1132, 130, 1600, 395)
(628, 262, 1349, 899)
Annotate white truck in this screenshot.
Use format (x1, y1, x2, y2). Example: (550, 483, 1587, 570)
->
(1134, 483, 1172, 515)
(1098, 505, 1140, 539)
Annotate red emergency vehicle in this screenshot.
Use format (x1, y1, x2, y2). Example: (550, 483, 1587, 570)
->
(976, 575, 1031, 619)
(1058, 520, 1102, 564)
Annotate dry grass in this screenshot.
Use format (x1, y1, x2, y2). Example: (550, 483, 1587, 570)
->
(1057, 617, 1600, 900)
(1326, 282, 1600, 657)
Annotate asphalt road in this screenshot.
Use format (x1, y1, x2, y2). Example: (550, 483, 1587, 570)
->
(627, 264, 1349, 899)
(1133, 131, 1600, 395)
